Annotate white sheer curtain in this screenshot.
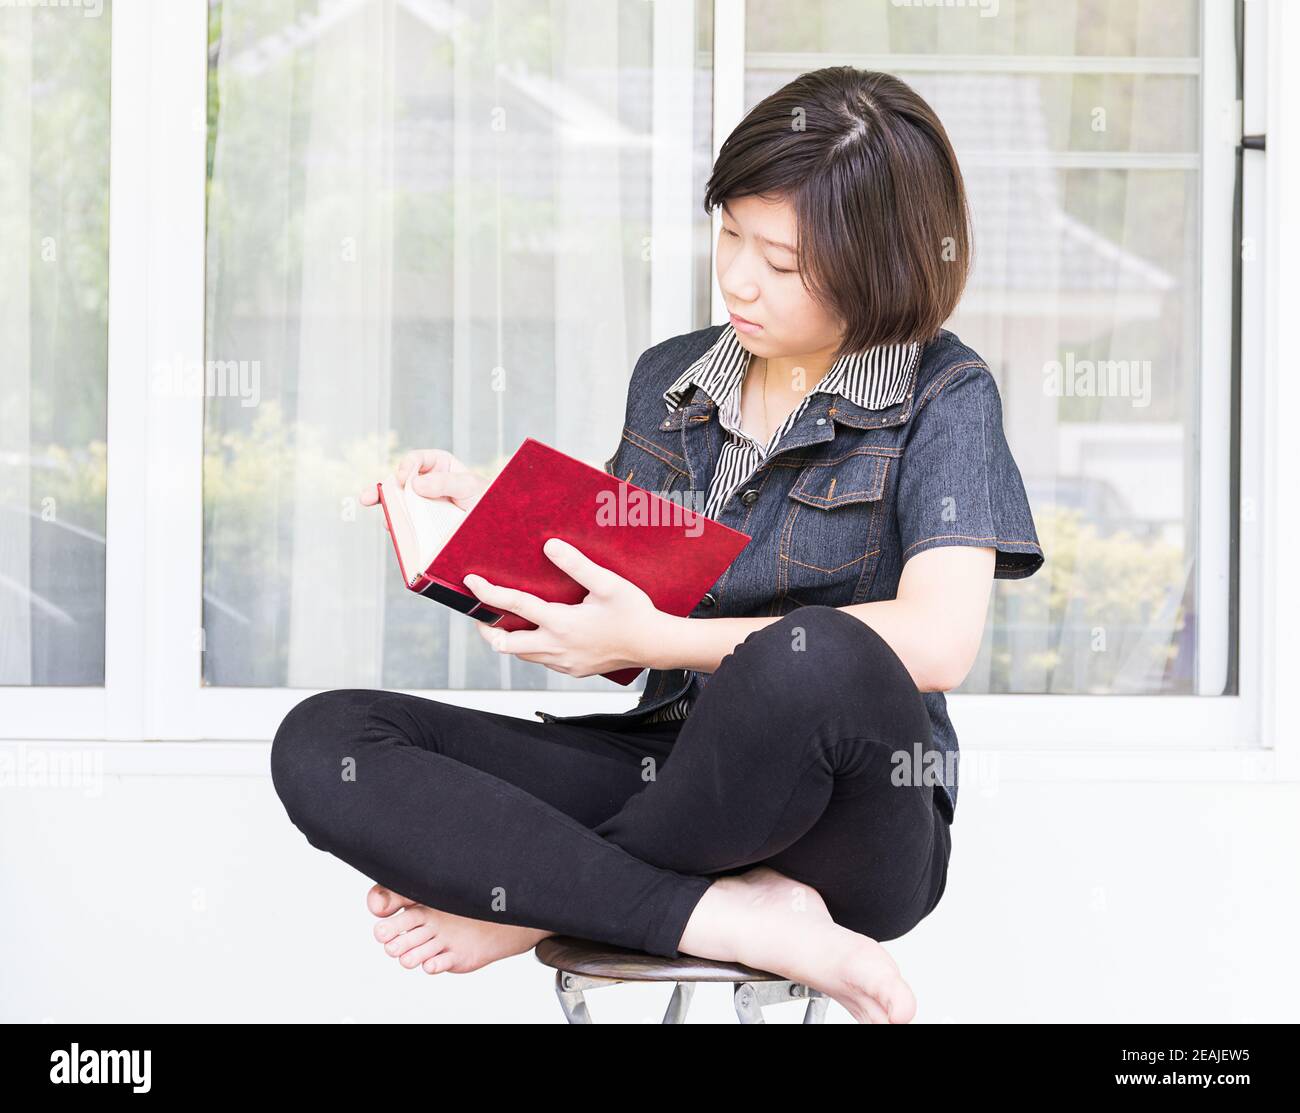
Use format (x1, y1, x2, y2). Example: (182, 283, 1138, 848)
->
(203, 0, 674, 689)
(0, 5, 109, 686)
(746, 0, 1207, 697)
(283, 2, 395, 687)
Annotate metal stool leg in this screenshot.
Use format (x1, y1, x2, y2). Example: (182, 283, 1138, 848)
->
(553, 969, 826, 1023)
(662, 981, 695, 1024)
(554, 970, 621, 1023)
(554, 970, 697, 1023)
(734, 981, 767, 1023)
(734, 980, 830, 1023)
(802, 994, 830, 1023)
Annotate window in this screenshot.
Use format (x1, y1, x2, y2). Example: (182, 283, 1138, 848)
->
(744, 0, 1232, 698)
(201, 0, 715, 692)
(0, 2, 111, 686)
(0, 0, 1285, 772)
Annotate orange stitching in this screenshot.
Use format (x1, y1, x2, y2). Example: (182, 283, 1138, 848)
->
(771, 446, 901, 465)
(777, 502, 798, 595)
(787, 549, 880, 575)
(901, 533, 1041, 557)
(797, 487, 880, 502)
(791, 456, 887, 506)
(621, 429, 689, 474)
(712, 464, 771, 602)
(916, 359, 985, 410)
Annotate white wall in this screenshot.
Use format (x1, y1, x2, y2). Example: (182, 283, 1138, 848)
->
(1, 756, 1295, 1023)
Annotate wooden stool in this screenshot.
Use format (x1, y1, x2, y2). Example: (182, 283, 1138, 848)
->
(534, 935, 829, 1023)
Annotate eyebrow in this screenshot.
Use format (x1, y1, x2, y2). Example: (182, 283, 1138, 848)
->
(721, 200, 797, 255)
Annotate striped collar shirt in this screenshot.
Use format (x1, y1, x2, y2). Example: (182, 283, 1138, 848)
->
(661, 322, 921, 519)
(645, 322, 921, 723)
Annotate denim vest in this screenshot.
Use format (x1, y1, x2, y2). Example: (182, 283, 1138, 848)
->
(537, 323, 1046, 825)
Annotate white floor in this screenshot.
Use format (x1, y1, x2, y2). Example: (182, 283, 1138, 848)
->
(2, 747, 1297, 1024)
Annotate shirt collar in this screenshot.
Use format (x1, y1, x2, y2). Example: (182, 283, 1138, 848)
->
(662, 322, 920, 414)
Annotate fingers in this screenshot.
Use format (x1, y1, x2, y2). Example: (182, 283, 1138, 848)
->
(395, 448, 468, 486)
(409, 469, 484, 508)
(463, 573, 552, 628)
(369, 449, 474, 518)
(396, 449, 438, 486)
(539, 537, 619, 596)
(474, 620, 552, 660)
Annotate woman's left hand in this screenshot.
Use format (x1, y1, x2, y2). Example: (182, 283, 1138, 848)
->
(463, 538, 664, 676)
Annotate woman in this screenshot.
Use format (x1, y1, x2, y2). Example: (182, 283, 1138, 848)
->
(271, 67, 1044, 1023)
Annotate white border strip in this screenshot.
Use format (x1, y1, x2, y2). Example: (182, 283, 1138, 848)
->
(709, 0, 745, 325)
(141, 0, 208, 741)
(0, 738, 1275, 784)
(749, 52, 1202, 76)
(651, 0, 698, 343)
(1260, 0, 1300, 780)
(184, 687, 1251, 749)
(102, 0, 151, 740)
(1196, 0, 1238, 697)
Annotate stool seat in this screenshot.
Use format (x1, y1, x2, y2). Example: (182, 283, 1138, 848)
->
(534, 935, 829, 1023)
(535, 935, 780, 981)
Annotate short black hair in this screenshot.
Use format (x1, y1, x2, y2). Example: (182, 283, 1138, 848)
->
(704, 66, 972, 357)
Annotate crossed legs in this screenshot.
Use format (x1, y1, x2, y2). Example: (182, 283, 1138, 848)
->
(270, 606, 951, 1019)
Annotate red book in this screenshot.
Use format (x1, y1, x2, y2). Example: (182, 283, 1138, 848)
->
(375, 436, 751, 685)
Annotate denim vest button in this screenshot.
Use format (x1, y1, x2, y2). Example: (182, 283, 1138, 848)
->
(700, 592, 716, 608)
(816, 417, 826, 425)
(741, 489, 759, 506)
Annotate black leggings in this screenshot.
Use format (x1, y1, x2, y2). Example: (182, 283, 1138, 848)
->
(270, 605, 951, 959)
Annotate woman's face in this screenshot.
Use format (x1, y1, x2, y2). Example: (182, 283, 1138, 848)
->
(715, 192, 844, 363)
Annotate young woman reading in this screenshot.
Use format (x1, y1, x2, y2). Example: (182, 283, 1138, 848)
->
(272, 66, 1044, 1024)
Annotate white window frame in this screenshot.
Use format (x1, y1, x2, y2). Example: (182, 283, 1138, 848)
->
(3, 0, 1297, 796)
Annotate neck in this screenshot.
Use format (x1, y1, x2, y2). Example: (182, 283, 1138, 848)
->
(759, 351, 836, 400)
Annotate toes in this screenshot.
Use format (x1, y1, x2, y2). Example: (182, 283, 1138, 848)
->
(367, 884, 411, 917)
(385, 922, 438, 960)
(399, 937, 448, 970)
(422, 950, 454, 974)
(373, 905, 429, 943)
(860, 996, 890, 1024)
(886, 987, 917, 1024)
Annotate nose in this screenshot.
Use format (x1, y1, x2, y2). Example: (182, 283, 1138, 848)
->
(717, 252, 760, 305)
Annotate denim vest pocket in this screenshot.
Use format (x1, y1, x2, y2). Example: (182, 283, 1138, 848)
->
(778, 450, 891, 607)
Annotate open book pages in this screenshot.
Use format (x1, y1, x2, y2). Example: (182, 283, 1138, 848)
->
(377, 473, 469, 586)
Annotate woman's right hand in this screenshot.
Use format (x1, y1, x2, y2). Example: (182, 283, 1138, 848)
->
(360, 448, 492, 514)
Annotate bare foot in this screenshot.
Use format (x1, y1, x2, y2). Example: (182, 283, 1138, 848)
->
(367, 883, 556, 974)
(678, 869, 917, 1023)
(731, 864, 834, 922)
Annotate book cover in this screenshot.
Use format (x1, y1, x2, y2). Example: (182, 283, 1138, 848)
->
(377, 436, 750, 686)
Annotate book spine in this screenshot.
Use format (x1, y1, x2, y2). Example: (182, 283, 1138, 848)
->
(412, 574, 506, 626)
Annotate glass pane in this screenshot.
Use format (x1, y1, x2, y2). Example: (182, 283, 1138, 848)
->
(746, 0, 1216, 696)
(203, 0, 714, 687)
(0, 1, 111, 686)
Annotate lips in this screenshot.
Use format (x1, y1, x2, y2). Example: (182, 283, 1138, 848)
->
(729, 311, 761, 328)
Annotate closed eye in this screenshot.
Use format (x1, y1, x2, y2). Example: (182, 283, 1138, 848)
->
(721, 227, 794, 273)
